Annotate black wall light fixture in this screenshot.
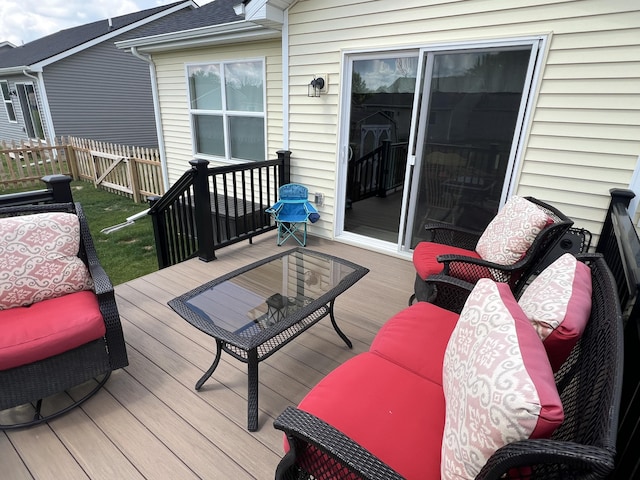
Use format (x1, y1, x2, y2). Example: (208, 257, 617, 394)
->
(308, 76, 325, 97)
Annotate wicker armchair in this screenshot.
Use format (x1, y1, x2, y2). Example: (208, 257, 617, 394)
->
(0, 202, 128, 429)
(274, 254, 623, 479)
(410, 196, 574, 304)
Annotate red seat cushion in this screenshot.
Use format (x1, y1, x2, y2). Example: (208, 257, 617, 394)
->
(0, 290, 106, 370)
(297, 352, 445, 480)
(412, 241, 482, 280)
(370, 302, 459, 385)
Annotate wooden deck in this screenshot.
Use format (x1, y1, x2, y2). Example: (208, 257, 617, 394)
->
(1, 232, 414, 480)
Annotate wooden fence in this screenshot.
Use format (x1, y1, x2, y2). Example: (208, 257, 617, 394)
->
(0, 137, 164, 202)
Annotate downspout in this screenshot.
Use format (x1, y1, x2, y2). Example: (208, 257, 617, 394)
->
(281, 1, 301, 149)
(131, 46, 170, 192)
(22, 69, 56, 145)
(282, 7, 290, 150)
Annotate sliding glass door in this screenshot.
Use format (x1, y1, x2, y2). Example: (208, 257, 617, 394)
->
(341, 53, 418, 243)
(338, 39, 543, 252)
(405, 45, 538, 248)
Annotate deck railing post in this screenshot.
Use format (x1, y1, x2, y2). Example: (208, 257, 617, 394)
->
(596, 189, 635, 258)
(277, 150, 291, 186)
(377, 140, 391, 198)
(190, 159, 215, 262)
(148, 196, 169, 269)
(594, 188, 640, 479)
(41, 174, 73, 203)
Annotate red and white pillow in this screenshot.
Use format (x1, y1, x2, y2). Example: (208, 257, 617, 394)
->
(476, 196, 550, 266)
(518, 253, 592, 371)
(441, 279, 564, 480)
(0, 212, 94, 310)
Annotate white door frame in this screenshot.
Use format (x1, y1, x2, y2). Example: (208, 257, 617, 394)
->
(335, 35, 548, 254)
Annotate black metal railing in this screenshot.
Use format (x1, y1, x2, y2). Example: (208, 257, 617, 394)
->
(347, 140, 407, 203)
(0, 174, 73, 207)
(594, 188, 640, 478)
(346, 141, 506, 207)
(148, 151, 290, 268)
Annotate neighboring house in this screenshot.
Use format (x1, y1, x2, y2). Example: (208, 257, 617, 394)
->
(0, 42, 16, 53)
(0, 1, 195, 148)
(116, 0, 640, 259)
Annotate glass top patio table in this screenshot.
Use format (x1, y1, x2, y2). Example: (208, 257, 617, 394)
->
(168, 247, 369, 431)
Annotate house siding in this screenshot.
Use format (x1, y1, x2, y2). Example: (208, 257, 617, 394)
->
(43, 36, 158, 148)
(151, 39, 282, 184)
(286, 0, 640, 241)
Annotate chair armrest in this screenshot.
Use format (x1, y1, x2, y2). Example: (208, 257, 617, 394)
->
(438, 253, 525, 284)
(274, 406, 404, 480)
(266, 201, 284, 215)
(75, 203, 129, 370)
(424, 222, 482, 250)
(75, 203, 115, 296)
(303, 201, 319, 215)
(424, 274, 475, 313)
(476, 438, 616, 480)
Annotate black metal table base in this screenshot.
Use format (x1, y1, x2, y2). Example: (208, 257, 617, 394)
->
(193, 302, 352, 432)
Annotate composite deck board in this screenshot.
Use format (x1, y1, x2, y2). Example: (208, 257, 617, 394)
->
(2, 232, 414, 479)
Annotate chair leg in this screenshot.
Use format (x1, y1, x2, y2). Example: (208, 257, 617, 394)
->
(276, 222, 307, 246)
(413, 273, 436, 303)
(277, 223, 284, 246)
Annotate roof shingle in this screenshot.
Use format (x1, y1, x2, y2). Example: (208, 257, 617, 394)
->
(0, 1, 191, 69)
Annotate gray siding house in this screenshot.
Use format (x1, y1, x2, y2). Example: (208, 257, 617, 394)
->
(0, 1, 195, 148)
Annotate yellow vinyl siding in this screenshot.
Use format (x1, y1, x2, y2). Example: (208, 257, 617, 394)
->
(152, 39, 282, 185)
(287, 0, 640, 240)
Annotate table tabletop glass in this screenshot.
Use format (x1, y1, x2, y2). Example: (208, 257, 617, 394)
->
(174, 248, 366, 341)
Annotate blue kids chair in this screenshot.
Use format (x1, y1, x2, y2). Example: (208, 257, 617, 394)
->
(266, 184, 320, 246)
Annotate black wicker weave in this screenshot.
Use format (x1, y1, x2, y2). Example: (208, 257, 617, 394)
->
(274, 254, 623, 480)
(410, 196, 574, 305)
(0, 202, 128, 429)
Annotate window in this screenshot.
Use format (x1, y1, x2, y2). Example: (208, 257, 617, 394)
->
(1, 80, 17, 122)
(188, 60, 266, 162)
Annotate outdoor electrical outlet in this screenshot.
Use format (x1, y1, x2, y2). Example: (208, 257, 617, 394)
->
(315, 74, 328, 94)
(314, 192, 324, 206)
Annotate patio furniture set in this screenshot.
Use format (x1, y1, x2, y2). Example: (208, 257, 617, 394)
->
(0, 180, 625, 479)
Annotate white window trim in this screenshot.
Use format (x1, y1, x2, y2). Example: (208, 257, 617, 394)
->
(0, 80, 17, 123)
(186, 57, 267, 164)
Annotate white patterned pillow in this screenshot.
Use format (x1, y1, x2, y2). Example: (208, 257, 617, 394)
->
(476, 196, 550, 265)
(519, 253, 592, 371)
(441, 279, 564, 480)
(0, 212, 94, 310)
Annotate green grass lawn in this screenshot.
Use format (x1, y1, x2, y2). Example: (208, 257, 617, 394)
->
(70, 182, 158, 285)
(1, 180, 159, 285)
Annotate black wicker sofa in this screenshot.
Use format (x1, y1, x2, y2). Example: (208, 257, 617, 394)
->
(274, 254, 623, 480)
(0, 200, 128, 429)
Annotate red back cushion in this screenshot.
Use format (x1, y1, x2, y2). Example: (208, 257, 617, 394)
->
(518, 253, 592, 371)
(0, 212, 93, 309)
(370, 301, 459, 385)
